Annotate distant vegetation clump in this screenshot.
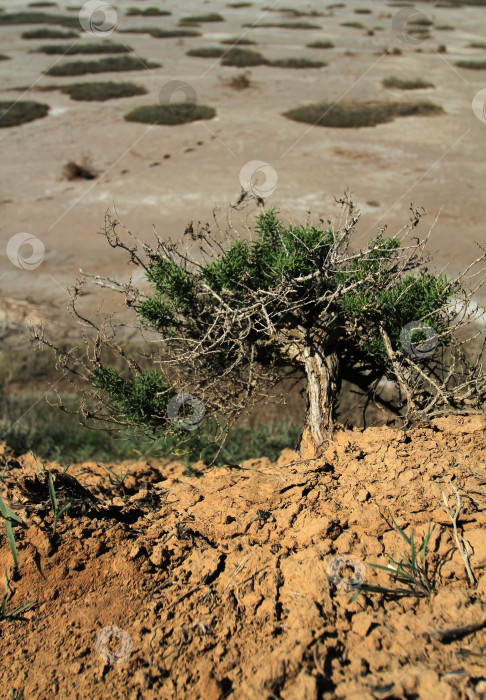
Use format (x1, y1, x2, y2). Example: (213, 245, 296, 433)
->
(468, 41, 486, 48)
(187, 47, 226, 58)
(21, 27, 78, 38)
(126, 7, 171, 15)
(46, 55, 161, 76)
(307, 40, 335, 49)
(383, 76, 435, 89)
(0, 100, 49, 127)
(269, 57, 326, 68)
(63, 155, 97, 180)
(119, 27, 201, 38)
(340, 21, 365, 29)
(284, 99, 443, 128)
(228, 2, 253, 6)
(0, 54, 10, 61)
(179, 13, 225, 25)
(456, 59, 486, 69)
(354, 7, 372, 13)
(220, 36, 256, 45)
(61, 81, 147, 101)
(243, 21, 321, 29)
(221, 47, 267, 66)
(35, 42, 133, 55)
(0, 11, 78, 27)
(124, 103, 216, 125)
(226, 70, 252, 89)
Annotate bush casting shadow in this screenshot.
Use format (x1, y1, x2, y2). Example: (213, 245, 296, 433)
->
(35, 42, 133, 55)
(61, 81, 147, 100)
(0, 101, 49, 127)
(45, 55, 160, 76)
(124, 104, 216, 125)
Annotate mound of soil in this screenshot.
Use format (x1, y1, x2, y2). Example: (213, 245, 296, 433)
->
(1, 415, 486, 699)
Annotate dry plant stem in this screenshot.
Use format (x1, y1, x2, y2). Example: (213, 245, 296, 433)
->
(430, 613, 486, 643)
(441, 480, 476, 586)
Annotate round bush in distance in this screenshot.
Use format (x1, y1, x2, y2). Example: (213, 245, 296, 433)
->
(0, 100, 49, 127)
(124, 104, 216, 125)
(61, 81, 147, 101)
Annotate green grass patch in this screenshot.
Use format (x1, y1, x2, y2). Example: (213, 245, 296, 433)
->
(228, 2, 253, 6)
(243, 21, 321, 29)
(180, 13, 225, 24)
(307, 39, 334, 49)
(340, 21, 365, 28)
(455, 59, 486, 68)
(409, 17, 434, 26)
(269, 57, 326, 68)
(124, 103, 216, 125)
(35, 41, 133, 55)
(29, 1, 57, 5)
(119, 27, 201, 38)
(283, 99, 443, 128)
(221, 47, 268, 66)
(21, 27, 78, 38)
(0, 11, 78, 27)
(45, 55, 160, 76)
(220, 36, 256, 45)
(383, 76, 435, 89)
(61, 81, 147, 100)
(126, 7, 171, 15)
(436, 24, 455, 30)
(0, 100, 49, 128)
(187, 46, 226, 58)
(354, 7, 372, 13)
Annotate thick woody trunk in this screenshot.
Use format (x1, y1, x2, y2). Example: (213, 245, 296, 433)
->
(298, 347, 341, 459)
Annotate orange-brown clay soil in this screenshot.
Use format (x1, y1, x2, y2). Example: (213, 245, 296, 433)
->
(1, 414, 486, 699)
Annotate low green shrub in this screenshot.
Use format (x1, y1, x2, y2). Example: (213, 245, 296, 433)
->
(61, 81, 147, 100)
(221, 47, 268, 66)
(354, 7, 372, 13)
(243, 20, 321, 29)
(456, 59, 486, 68)
(0, 11, 78, 27)
(35, 42, 132, 55)
(283, 99, 443, 128)
(220, 36, 256, 45)
(187, 46, 226, 58)
(0, 54, 10, 61)
(46, 55, 160, 76)
(126, 7, 171, 15)
(269, 57, 326, 68)
(21, 27, 78, 38)
(383, 76, 435, 89)
(0, 100, 49, 128)
(340, 21, 365, 28)
(468, 41, 486, 48)
(307, 39, 335, 48)
(124, 103, 216, 125)
(119, 27, 201, 38)
(180, 13, 225, 25)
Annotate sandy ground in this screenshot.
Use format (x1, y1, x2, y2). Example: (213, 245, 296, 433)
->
(1, 414, 486, 698)
(0, 0, 486, 334)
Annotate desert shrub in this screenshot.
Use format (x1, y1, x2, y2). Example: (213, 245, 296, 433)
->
(0, 11, 78, 27)
(187, 47, 226, 58)
(383, 76, 435, 89)
(226, 70, 252, 89)
(29, 1, 57, 5)
(340, 21, 365, 28)
(228, 2, 253, 6)
(307, 39, 334, 49)
(283, 99, 443, 127)
(269, 57, 326, 68)
(35, 42, 132, 54)
(436, 24, 455, 30)
(243, 21, 321, 29)
(21, 27, 78, 38)
(0, 100, 49, 128)
(0, 54, 10, 61)
(180, 13, 225, 24)
(409, 17, 434, 26)
(468, 41, 486, 48)
(45, 55, 161, 76)
(126, 7, 171, 15)
(354, 7, 372, 13)
(61, 81, 147, 101)
(124, 103, 216, 125)
(221, 47, 268, 66)
(220, 36, 256, 45)
(63, 156, 96, 180)
(119, 27, 201, 38)
(456, 59, 486, 69)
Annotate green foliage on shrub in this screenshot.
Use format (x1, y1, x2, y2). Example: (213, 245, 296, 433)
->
(340, 21, 365, 28)
(35, 42, 133, 55)
(0, 100, 49, 128)
(124, 103, 216, 125)
(0, 54, 10, 61)
(283, 99, 443, 128)
(180, 13, 225, 25)
(21, 27, 78, 38)
(221, 47, 267, 66)
(61, 81, 147, 101)
(126, 7, 171, 15)
(119, 27, 201, 38)
(455, 59, 486, 69)
(307, 39, 334, 48)
(187, 46, 226, 58)
(269, 57, 326, 68)
(45, 55, 161, 76)
(0, 11, 79, 27)
(243, 20, 321, 29)
(220, 36, 256, 45)
(383, 76, 435, 89)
